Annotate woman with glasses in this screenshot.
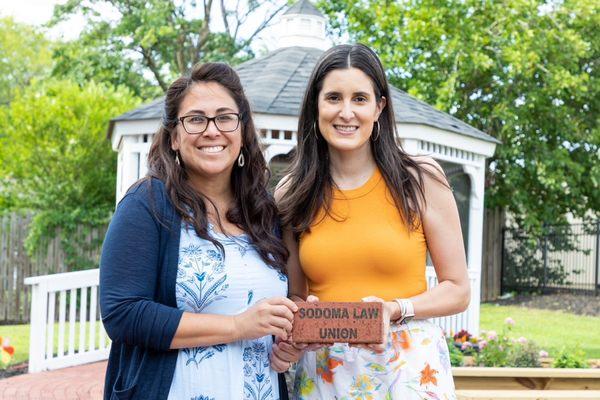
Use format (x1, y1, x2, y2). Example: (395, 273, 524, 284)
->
(271, 44, 468, 399)
(100, 62, 297, 400)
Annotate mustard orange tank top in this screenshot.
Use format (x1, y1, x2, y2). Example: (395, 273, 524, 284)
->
(298, 168, 428, 302)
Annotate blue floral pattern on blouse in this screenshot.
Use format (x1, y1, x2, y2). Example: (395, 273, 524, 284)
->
(167, 223, 287, 400)
(243, 340, 273, 400)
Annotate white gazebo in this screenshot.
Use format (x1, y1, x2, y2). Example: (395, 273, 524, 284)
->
(107, 0, 499, 336)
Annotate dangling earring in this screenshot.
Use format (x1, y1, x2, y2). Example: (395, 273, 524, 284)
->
(237, 151, 245, 167)
(372, 121, 381, 141)
(313, 121, 319, 138)
(175, 151, 181, 166)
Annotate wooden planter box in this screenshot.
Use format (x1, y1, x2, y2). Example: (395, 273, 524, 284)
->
(453, 367, 600, 399)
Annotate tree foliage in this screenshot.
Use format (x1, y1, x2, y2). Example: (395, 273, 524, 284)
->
(51, 0, 288, 95)
(320, 0, 599, 229)
(0, 17, 53, 105)
(0, 79, 139, 268)
(51, 21, 159, 99)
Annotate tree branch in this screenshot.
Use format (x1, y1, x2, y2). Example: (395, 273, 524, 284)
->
(241, 2, 288, 47)
(196, 0, 214, 57)
(138, 46, 168, 91)
(220, 0, 230, 36)
(170, 6, 188, 74)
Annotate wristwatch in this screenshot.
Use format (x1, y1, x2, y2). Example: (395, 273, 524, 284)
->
(393, 298, 415, 325)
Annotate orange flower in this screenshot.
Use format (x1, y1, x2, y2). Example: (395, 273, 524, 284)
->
(0, 336, 13, 356)
(399, 329, 411, 350)
(316, 351, 343, 383)
(420, 363, 438, 386)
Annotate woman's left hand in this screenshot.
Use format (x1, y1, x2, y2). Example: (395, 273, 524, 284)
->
(354, 296, 398, 354)
(270, 337, 307, 372)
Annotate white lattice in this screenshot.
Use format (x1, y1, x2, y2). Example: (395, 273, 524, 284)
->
(418, 140, 482, 165)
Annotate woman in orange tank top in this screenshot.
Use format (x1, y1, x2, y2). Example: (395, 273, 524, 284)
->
(271, 44, 469, 399)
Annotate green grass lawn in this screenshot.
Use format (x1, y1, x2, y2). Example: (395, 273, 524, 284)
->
(480, 303, 600, 359)
(0, 322, 107, 366)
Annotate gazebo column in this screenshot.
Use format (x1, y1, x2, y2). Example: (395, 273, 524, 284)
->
(117, 136, 140, 203)
(463, 164, 486, 335)
(116, 136, 152, 203)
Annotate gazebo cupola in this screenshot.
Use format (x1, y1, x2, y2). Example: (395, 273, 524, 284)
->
(275, 0, 328, 50)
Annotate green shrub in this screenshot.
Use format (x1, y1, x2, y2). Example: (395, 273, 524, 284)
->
(476, 331, 510, 367)
(447, 337, 464, 367)
(553, 346, 589, 368)
(474, 322, 541, 367)
(507, 340, 541, 368)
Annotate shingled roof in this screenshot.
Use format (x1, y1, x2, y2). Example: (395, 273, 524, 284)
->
(283, 0, 324, 17)
(110, 46, 498, 144)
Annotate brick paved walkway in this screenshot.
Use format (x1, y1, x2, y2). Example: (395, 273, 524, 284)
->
(0, 361, 106, 400)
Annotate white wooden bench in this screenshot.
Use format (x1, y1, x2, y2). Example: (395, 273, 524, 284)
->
(453, 366, 600, 392)
(457, 390, 600, 399)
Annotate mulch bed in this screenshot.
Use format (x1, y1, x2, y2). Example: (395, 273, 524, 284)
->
(0, 362, 27, 379)
(488, 292, 600, 317)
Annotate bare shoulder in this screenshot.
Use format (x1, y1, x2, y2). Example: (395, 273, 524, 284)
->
(408, 156, 455, 216)
(408, 155, 447, 184)
(274, 174, 292, 205)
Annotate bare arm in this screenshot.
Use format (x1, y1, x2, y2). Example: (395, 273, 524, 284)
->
(407, 157, 471, 319)
(170, 296, 298, 349)
(170, 312, 237, 348)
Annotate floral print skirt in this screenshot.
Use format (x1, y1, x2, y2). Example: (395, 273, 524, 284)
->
(292, 320, 456, 400)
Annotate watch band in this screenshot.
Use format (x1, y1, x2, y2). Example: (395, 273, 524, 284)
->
(393, 298, 415, 324)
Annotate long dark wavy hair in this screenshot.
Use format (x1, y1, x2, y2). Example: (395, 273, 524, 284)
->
(146, 62, 288, 272)
(278, 44, 446, 236)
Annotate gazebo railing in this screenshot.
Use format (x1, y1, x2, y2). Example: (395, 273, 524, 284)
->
(426, 267, 480, 336)
(24, 269, 110, 372)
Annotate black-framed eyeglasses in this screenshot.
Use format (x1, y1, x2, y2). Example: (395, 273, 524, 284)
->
(178, 113, 241, 134)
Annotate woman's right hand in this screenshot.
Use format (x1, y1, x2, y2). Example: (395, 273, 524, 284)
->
(233, 297, 298, 341)
(291, 295, 326, 351)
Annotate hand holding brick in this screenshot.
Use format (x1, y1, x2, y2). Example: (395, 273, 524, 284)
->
(291, 302, 384, 344)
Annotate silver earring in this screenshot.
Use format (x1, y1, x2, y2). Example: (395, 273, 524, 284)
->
(373, 121, 381, 141)
(313, 121, 318, 138)
(237, 151, 245, 167)
(175, 151, 181, 166)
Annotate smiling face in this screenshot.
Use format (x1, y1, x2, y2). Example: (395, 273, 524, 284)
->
(171, 81, 243, 183)
(317, 67, 386, 157)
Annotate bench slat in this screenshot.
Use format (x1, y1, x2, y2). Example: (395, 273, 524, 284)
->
(453, 367, 600, 378)
(457, 390, 600, 400)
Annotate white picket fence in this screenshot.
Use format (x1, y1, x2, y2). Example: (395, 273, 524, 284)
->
(24, 266, 479, 372)
(24, 269, 110, 373)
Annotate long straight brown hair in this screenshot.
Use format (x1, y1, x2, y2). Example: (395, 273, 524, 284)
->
(145, 62, 288, 272)
(278, 44, 446, 236)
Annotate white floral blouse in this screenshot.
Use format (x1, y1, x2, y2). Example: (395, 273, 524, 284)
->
(167, 223, 288, 400)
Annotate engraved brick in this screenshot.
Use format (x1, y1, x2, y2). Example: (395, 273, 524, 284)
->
(291, 302, 383, 344)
